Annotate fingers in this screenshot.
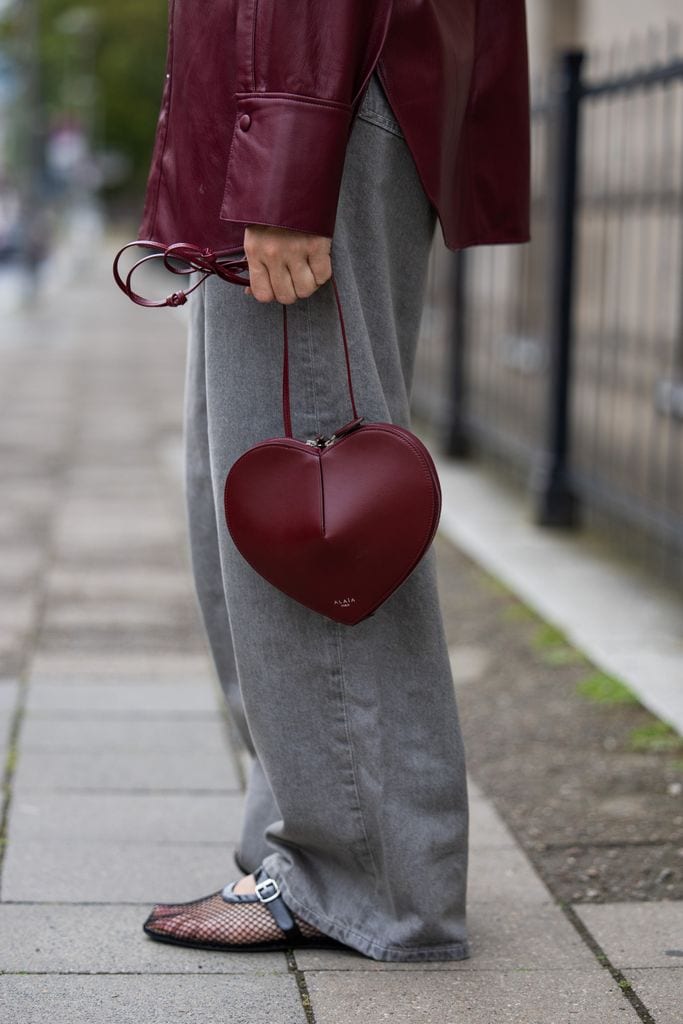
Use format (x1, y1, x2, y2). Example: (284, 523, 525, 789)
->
(245, 261, 276, 303)
(267, 261, 298, 305)
(307, 248, 332, 288)
(247, 257, 316, 305)
(290, 260, 319, 299)
(243, 226, 332, 304)
(244, 262, 319, 302)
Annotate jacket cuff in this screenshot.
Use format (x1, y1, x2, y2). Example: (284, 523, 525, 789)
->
(219, 94, 353, 238)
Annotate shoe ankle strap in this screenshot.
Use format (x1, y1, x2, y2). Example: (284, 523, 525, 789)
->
(254, 866, 300, 938)
(255, 877, 281, 903)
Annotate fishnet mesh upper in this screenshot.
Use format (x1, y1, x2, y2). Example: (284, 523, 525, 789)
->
(145, 890, 323, 945)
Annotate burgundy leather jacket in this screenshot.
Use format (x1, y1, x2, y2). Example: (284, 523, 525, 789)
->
(137, 0, 530, 255)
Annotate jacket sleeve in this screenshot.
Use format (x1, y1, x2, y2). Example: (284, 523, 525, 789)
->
(219, 1, 394, 238)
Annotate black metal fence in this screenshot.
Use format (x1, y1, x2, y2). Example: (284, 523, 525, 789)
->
(413, 39, 683, 579)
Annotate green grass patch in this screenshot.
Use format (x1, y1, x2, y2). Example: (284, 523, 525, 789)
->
(502, 600, 539, 624)
(628, 721, 683, 753)
(530, 623, 586, 666)
(475, 569, 513, 597)
(501, 605, 586, 665)
(533, 623, 568, 648)
(541, 646, 586, 666)
(576, 671, 640, 705)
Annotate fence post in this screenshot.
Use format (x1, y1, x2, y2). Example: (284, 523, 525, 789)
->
(531, 50, 584, 526)
(444, 250, 470, 456)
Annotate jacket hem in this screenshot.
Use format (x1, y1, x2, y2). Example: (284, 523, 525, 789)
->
(442, 226, 532, 252)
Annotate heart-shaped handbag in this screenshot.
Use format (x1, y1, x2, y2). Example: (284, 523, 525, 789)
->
(224, 276, 442, 626)
(111, 242, 442, 626)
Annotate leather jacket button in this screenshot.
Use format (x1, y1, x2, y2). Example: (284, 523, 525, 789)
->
(239, 114, 251, 131)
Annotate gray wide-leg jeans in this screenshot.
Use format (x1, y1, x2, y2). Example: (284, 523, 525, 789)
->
(182, 72, 470, 962)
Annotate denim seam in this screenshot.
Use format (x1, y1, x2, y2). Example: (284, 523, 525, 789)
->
(356, 109, 404, 139)
(333, 623, 380, 883)
(203, 283, 238, 643)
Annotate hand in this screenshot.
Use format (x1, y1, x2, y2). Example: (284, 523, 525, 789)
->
(243, 225, 332, 304)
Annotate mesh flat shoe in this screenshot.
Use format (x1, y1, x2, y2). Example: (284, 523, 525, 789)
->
(142, 864, 350, 953)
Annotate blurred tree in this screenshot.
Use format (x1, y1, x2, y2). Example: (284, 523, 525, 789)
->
(38, 0, 168, 200)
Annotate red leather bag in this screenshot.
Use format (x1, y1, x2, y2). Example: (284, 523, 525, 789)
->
(112, 242, 441, 626)
(224, 276, 441, 625)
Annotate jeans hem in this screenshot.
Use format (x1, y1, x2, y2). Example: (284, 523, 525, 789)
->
(262, 857, 471, 963)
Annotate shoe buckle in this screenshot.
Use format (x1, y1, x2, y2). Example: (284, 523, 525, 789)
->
(255, 877, 281, 903)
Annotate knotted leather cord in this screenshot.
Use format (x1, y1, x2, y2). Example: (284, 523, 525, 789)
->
(113, 239, 359, 437)
(113, 240, 251, 307)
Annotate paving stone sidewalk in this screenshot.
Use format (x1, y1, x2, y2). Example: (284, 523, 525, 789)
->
(0, 254, 679, 1022)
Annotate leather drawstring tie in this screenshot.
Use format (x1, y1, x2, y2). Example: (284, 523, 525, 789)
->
(113, 240, 251, 308)
(112, 239, 357, 436)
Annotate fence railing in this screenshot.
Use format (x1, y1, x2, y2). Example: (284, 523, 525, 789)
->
(413, 42, 683, 578)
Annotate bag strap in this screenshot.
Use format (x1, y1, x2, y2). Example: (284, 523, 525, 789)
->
(113, 239, 359, 437)
(281, 275, 358, 437)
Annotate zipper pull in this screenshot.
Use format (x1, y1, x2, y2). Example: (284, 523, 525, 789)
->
(305, 434, 329, 448)
(305, 418, 364, 449)
(325, 417, 364, 446)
